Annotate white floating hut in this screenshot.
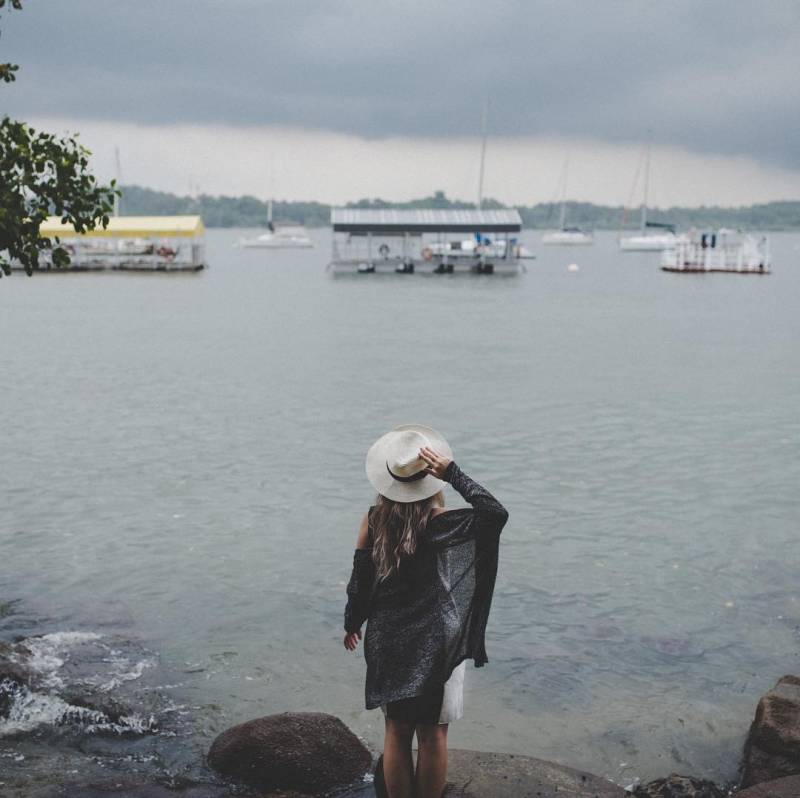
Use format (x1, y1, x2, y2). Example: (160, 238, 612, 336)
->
(328, 208, 531, 274)
(35, 215, 206, 272)
(661, 229, 770, 274)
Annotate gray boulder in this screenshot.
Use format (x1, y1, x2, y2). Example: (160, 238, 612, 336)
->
(207, 711, 372, 795)
(376, 749, 625, 798)
(740, 674, 800, 788)
(630, 773, 724, 797)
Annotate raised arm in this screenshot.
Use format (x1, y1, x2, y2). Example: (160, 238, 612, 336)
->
(420, 446, 509, 534)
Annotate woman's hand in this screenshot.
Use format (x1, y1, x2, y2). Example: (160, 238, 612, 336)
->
(419, 446, 452, 480)
(343, 629, 361, 651)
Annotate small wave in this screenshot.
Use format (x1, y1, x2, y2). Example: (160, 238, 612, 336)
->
(22, 632, 103, 688)
(0, 679, 157, 737)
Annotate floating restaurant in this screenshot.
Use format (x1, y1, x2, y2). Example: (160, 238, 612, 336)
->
(32, 216, 207, 272)
(328, 209, 532, 274)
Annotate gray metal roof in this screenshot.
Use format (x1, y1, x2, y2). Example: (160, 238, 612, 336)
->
(331, 208, 522, 234)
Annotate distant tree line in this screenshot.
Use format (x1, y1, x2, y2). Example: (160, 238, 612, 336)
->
(117, 185, 800, 231)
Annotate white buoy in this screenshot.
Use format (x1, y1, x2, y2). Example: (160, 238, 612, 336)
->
(567, 263, 579, 272)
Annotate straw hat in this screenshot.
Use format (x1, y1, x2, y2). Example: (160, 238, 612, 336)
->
(366, 424, 453, 503)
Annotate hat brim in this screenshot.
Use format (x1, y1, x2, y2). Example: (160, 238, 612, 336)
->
(365, 424, 453, 503)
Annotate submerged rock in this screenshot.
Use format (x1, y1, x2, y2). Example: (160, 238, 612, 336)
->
(207, 711, 372, 795)
(732, 774, 800, 797)
(740, 674, 800, 788)
(630, 773, 724, 797)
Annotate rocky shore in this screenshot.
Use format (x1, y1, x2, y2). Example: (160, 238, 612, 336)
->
(2, 636, 799, 797)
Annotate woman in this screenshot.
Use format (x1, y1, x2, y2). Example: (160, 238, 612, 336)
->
(343, 424, 508, 798)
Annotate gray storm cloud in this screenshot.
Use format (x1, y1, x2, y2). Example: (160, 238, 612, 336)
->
(2, 0, 798, 167)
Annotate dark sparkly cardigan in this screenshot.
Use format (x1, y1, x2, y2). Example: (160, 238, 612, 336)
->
(344, 461, 508, 710)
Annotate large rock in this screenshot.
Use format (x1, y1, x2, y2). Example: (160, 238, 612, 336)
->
(375, 749, 625, 798)
(732, 775, 800, 797)
(740, 674, 800, 788)
(26, 777, 257, 797)
(207, 711, 372, 795)
(630, 773, 724, 797)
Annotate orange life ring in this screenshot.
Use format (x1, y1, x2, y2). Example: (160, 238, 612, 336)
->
(421, 247, 433, 261)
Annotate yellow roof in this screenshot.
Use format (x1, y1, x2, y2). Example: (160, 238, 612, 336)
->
(40, 215, 205, 239)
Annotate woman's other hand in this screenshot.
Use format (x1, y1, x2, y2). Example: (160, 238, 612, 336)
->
(419, 446, 452, 479)
(343, 629, 362, 651)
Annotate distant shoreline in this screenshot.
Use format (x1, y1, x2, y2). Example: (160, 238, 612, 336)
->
(116, 185, 800, 232)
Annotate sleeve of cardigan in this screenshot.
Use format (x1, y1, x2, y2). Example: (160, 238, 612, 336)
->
(344, 548, 376, 633)
(444, 461, 509, 535)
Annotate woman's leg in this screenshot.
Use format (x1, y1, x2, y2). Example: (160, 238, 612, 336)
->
(383, 717, 415, 798)
(414, 722, 449, 798)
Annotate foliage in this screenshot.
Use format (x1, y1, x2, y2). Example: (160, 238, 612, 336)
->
(0, 0, 118, 276)
(118, 185, 800, 231)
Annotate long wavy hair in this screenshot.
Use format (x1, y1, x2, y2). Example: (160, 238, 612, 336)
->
(371, 491, 444, 580)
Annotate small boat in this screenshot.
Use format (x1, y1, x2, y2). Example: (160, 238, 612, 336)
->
(542, 227, 593, 245)
(620, 225, 676, 251)
(428, 236, 534, 260)
(239, 226, 314, 249)
(661, 229, 770, 274)
(237, 199, 314, 249)
(542, 156, 593, 245)
(619, 134, 676, 251)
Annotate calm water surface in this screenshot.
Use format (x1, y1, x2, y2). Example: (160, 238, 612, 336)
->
(1, 229, 798, 789)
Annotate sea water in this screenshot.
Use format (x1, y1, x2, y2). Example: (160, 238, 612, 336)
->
(1, 229, 798, 790)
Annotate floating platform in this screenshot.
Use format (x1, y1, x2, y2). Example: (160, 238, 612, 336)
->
(28, 215, 207, 272)
(327, 209, 532, 275)
(660, 229, 770, 275)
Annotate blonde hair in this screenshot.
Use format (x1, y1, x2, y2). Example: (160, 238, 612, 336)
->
(371, 491, 444, 580)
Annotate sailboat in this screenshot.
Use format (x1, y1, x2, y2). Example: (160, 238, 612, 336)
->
(541, 156, 593, 245)
(237, 199, 314, 249)
(619, 136, 676, 251)
(427, 99, 534, 261)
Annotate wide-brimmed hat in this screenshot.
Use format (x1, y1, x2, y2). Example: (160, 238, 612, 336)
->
(366, 424, 453, 503)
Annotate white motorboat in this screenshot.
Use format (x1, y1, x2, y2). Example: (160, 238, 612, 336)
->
(239, 226, 314, 249)
(542, 227, 593, 245)
(619, 135, 676, 251)
(237, 199, 314, 249)
(619, 231, 675, 251)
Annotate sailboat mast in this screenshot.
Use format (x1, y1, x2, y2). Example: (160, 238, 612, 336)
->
(559, 155, 570, 229)
(640, 134, 651, 232)
(477, 98, 488, 210)
(113, 146, 122, 217)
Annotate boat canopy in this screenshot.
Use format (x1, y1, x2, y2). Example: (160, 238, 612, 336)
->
(331, 208, 522, 235)
(40, 215, 205, 239)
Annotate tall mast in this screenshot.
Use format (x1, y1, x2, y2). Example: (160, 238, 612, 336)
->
(640, 132, 651, 232)
(559, 155, 570, 229)
(268, 158, 275, 231)
(113, 147, 122, 217)
(477, 98, 489, 210)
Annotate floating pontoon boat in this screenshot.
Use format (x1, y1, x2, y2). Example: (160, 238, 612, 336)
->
(327, 209, 532, 274)
(661, 229, 770, 274)
(33, 216, 206, 271)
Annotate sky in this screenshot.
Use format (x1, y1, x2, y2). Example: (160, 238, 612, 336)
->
(2, 0, 799, 207)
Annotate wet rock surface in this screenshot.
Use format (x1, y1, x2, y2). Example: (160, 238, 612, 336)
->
(630, 773, 724, 797)
(207, 711, 372, 795)
(731, 775, 800, 797)
(373, 749, 625, 798)
(25, 777, 258, 797)
(740, 675, 800, 788)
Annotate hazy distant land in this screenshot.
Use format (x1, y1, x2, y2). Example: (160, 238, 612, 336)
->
(118, 185, 800, 231)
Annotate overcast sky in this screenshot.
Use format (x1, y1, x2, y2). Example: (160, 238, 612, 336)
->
(3, 1, 799, 206)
